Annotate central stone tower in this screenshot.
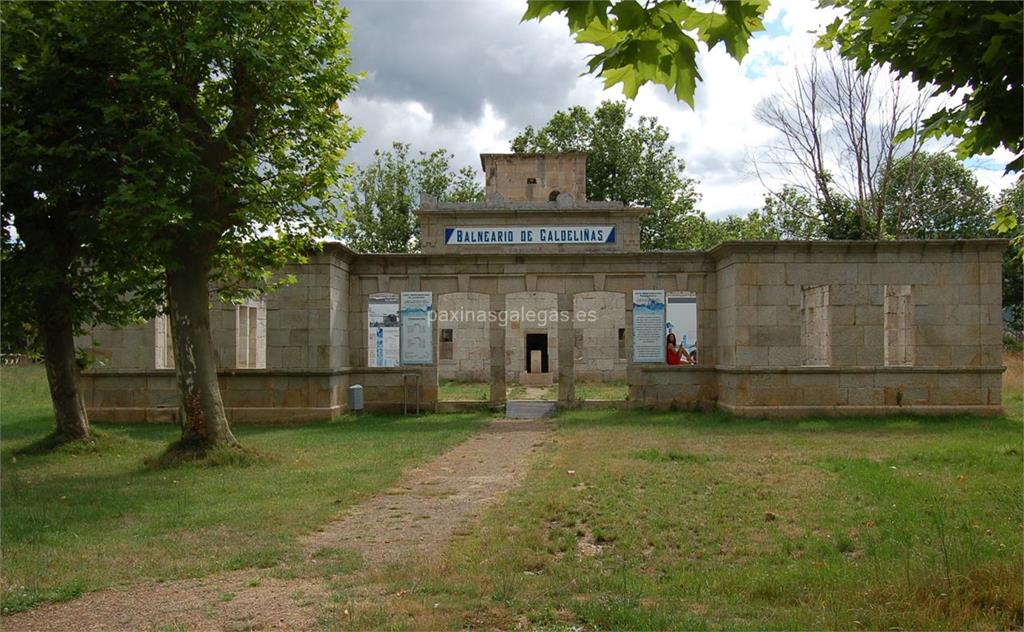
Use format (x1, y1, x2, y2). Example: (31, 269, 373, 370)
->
(481, 152, 587, 202)
(416, 152, 647, 254)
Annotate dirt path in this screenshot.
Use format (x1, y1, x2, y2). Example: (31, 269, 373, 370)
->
(2, 418, 549, 632)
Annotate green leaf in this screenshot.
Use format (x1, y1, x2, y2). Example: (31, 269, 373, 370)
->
(993, 206, 1019, 235)
(982, 36, 1005, 64)
(611, 0, 645, 30)
(575, 19, 623, 47)
(565, 1, 612, 31)
(521, 1, 564, 23)
(524, 0, 766, 108)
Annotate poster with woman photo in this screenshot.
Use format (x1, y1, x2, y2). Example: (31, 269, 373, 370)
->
(666, 292, 698, 365)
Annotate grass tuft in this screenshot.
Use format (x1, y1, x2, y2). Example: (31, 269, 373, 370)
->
(144, 440, 269, 470)
(632, 448, 711, 463)
(310, 547, 364, 578)
(13, 429, 125, 456)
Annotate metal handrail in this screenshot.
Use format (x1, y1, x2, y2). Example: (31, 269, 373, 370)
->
(402, 372, 421, 415)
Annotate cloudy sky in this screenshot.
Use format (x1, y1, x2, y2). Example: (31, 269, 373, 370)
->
(341, 0, 1016, 219)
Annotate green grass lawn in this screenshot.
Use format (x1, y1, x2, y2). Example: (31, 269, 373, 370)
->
(0, 366, 492, 614)
(438, 379, 489, 401)
(441, 380, 627, 402)
(335, 391, 1024, 629)
(576, 380, 628, 401)
(4, 363, 1022, 629)
(506, 383, 557, 400)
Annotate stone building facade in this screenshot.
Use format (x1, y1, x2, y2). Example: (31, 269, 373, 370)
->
(77, 153, 1007, 421)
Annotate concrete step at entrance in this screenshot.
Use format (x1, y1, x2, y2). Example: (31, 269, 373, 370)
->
(505, 400, 557, 419)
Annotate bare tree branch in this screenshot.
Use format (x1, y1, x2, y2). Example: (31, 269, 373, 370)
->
(753, 51, 933, 239)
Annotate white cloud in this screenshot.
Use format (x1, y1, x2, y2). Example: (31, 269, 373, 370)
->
(341, 0, 1016, 220)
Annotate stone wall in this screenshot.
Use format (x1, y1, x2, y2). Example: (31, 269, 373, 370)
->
(345, 250, 718, 408)
(348, 366, 437, 413)
(715, 241, 1002, 369)
(716, 367, 1002, 417)
(436, 292, 490, 381)
(80, 239, 1006, 422)
(80, 370, 350, 424)
(481, 152, 587, 202)
(505, 291, 559, 383)
(265, 256, 350, 370)
(628, 366, 718, 410)
(574, 291, 627, 381)
(713, 240, 1004, 415)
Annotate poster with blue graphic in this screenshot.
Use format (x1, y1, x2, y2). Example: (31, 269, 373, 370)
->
(400, 292, 433, 365)
(632, 290, 665, 363)
(368, 293, 400, 367)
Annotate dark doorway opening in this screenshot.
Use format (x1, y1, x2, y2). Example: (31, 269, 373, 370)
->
(525, 333, 549, 373)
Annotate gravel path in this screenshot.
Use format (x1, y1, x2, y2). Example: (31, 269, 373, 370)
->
(2, 418, 550, 632)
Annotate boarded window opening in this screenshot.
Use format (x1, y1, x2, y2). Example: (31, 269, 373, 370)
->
(155, 314, 174, 369)
(440, 328, 454, 360)
(236, 299, 267, 369)
(884, 285, 914, 366)
(801, 285, 831, 366)
(617, 327, 626, 360)
(526, 177, 537, 184)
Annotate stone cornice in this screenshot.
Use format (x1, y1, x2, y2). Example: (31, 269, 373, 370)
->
(707, 238, 1009, 259)
(415, 202, 648, 214)
(323, 238, 1009, 264)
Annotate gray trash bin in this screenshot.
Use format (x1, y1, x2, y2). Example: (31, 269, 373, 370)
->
(348, 384, 364, 412)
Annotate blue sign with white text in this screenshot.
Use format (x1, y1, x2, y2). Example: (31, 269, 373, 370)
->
(444, 225, 615, 246)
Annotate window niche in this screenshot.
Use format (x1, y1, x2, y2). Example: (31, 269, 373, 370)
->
(801, 285, 831, 366)
(884, 284, 914, 366)
(155, 314, 174, 369)
(439, 328, 454, 361)
(236, 298, 267, 369)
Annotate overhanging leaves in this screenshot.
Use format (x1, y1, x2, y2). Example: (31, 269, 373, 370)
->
(523, 0, 767, 106)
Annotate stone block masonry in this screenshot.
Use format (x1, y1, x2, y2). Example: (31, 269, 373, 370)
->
(76, 153, 1008, 421)
(78, 238, 1006, 421)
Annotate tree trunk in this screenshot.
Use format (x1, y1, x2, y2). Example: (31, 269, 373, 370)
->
(166, 253, 237, 448)
(36, 291, 91, 440)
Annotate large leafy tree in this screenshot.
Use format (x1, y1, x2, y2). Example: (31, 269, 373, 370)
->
(818, 1, 1023, 255)
(101, 3, 360, 449)
(1, 2, 162, 441)
(684, 187, 826, 250)
(995, 181, 1023, 334)
(511, 100, 701, 249)
(682, 209, 780, 249)
(522, 0, 768, 106)
(883, 153, 992, 239)
(342, 143, 483, 253)
(755, 52, 929, 240)
(819, 0, 1023, 172)
(757, 186, 827, 240)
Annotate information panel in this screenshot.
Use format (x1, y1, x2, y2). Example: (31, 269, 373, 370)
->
(444, 225, 615, 246)
(632, 290, 666, 363)
(400, 292, 433, 365)
(367, 293, 400, 367)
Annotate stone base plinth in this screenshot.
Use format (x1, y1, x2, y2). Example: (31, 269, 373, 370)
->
(519, 371, 554, 386)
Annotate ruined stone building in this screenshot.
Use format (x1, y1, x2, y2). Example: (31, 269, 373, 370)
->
(78, 152, 1007, 420)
